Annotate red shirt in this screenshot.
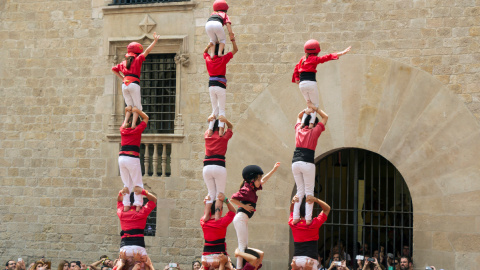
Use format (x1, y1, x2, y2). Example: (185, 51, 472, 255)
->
(211, 11, 231, 25)
(112, 54, 146, 78)
(231, 182, 262, 204)
(117, 201, 156, 238)
(292, 53, 338, 82)
(295, 122, 325, 151)
(200, 211, 235, 254)
(204, 129, 233, 160)
(119, 121, 147, 156)
(289, 212, 328, 242)
(204, 52, 233, 77)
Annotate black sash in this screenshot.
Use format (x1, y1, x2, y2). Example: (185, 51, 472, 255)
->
(300, 72, 316, 82)
(120, 229, 144, 236)
(293, 240, 318, 260)
(292, 147, 315, 164)
(237, 201, 257, 219)
(204, 155, 226, 167)
(121, 145, 140, 153)
(207, 14, 224, 25)
(203, 238, 226, 253)
(120, 237, 145, 248)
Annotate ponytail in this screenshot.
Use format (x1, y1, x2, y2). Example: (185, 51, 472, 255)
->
(301, 53, 310, 65)
(239, 180, 246, 189)
(126, 56, 135, 69)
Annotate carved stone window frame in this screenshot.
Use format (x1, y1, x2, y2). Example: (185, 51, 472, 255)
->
(106, 33, 189, 140)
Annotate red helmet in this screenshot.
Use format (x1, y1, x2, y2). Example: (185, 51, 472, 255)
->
(213, 0, 229, 11)
(127, 42, 143, 54)
(304, 39, 321, 54)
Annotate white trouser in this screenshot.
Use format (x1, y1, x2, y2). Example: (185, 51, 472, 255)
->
(118, 156, 144, 206)
(233, 212, 249, 269)
(299, 81, 319, 124)
(122, 83, 142, 111)
(208, 86, 226, 130)
(119, 245, 147, 256)
(292, 161, 316, 221)
(292, 256, 319, 270)
(205, 21, 226, 44)
(203, 165, 227, 204)
(201, 254, 223, 268)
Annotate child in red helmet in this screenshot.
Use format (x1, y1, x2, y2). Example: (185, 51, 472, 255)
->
(205, 0, 234, 57)
(112, 32, 160, 129)
(292, 40, 351, 128)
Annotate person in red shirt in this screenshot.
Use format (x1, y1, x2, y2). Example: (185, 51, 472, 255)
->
(203, 116, 234, 222)
(205, 0, 234, 56)
(292, 40, 350, 129)
(119, 108, 149, 212)
(112, 33, 159, 129)
(289, 195, 331, 270)
(292, 102, 328, 225)
(230, 163, 280, 269)
(204, 39, 238, 137)
(117, 188, 157, 259)
(200, 193, 236, 270)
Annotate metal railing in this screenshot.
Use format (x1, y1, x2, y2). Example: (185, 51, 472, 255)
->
(110, 0, 190, 5)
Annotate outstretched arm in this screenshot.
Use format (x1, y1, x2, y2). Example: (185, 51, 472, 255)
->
(142, 189, 157, 204)
(231, 39, 238, 56)
(260, 162, 281, 185)
(307, 195, 331, 216)
(143, 32, 160, 57)
(336, 46, 351, 57)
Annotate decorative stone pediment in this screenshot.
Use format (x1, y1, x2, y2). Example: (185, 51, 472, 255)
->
(139, 14, 156, 34)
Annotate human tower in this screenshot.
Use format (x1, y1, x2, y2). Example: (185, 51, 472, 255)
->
(110, 1, 351, 270)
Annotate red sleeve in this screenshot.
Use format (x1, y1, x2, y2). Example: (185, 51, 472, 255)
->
(231, 188, 246, 201)
(295, 122, 301, 131)
(135, 121, 147, 133)
(223, 129, 233, 140)
(224, 14, 231, 24)
(288, 211, 294, 224)
(315, 53, 338, 64)
(112, 63, 122, 72)
(138, 201, 156, 219)
(292, 60, 301, 83)
(117, 202, 123, 217)
(204, 53, 210, 60)
(223, 52, 233, 63)
(221, 211, 236, 226)
(315, 212, 328, 228)
(313, 122, 325, 137)
(138, 53, 146, 62)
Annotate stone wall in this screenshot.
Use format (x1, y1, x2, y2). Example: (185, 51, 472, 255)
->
(1, 0, 480, 269)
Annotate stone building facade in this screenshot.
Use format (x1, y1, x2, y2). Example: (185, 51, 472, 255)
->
(1, 0, 480, 269)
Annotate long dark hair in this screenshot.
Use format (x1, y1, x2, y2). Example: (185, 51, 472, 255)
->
(126, 56, 135, 69)
(301, 52, 318, 65)
(239, 174, 261, 189)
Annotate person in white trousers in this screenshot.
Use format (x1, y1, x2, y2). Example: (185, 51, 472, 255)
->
(292, 101, 328, 225)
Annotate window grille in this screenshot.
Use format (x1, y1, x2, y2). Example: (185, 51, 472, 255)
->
(144, 197, 157, 236)
(110, 0, 190, 5)
(293, 148, 413, 268)
(140, 54, 176, 134)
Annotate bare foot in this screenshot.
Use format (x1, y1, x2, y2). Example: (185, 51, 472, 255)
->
(219, 127, 225, 137)
(124, 206, 131, 212)
(309, 123, 314, 129)
(234, 248, 240, 257)
(292, 219, 300, 225)
(202, 213, 211, 222)
(306, 219, 312, 225)
(207, 129, 214, 137)
(136, 206, 141, 212)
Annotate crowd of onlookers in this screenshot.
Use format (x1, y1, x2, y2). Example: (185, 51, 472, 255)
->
(4, 252, 442, 270)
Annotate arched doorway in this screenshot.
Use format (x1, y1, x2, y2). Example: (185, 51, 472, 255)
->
(290, 148, 413, 268)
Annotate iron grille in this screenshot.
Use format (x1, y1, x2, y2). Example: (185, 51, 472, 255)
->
(292, 148, 413, 269)
(140, 54, 176, 134)
(110, 0, 190, 5)
(144, 197, 157, 236)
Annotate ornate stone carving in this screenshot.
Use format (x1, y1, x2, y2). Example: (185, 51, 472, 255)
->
(174, 114, 184, 134)
(139, 14, 156, 34)
(174, 54, 189, 67)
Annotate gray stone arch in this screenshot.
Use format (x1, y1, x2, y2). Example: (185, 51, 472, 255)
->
(224, 55, 480, 269)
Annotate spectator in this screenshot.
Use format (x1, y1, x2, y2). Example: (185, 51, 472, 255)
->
(191, 261, 200, 270)
(90, 256, 114, 270)
(57, 261, 68, 270)
(317, 254, 327, 270)
(6, 261, 16, 270)
(16, 260, 26, 270)
(362, 257, 384, 270)
(399, 257, 411, 270)
(397, 246, 410, 259)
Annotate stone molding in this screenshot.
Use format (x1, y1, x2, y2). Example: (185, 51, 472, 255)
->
(102, 1, 196, 15)
(106, 133, 184, 143)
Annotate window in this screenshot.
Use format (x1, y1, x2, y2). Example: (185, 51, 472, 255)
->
(110, 0, 190, 5)
(144, 197, 157, 236)
(141, 53, 176, 134)
(291, 148, 413, 267)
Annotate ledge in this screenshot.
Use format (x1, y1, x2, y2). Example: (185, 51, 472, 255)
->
(106, 133, 185, 143)
(103, 1, 196, 15)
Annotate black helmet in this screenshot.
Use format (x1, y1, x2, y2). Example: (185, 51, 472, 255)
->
(242, 165, 264, 181)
